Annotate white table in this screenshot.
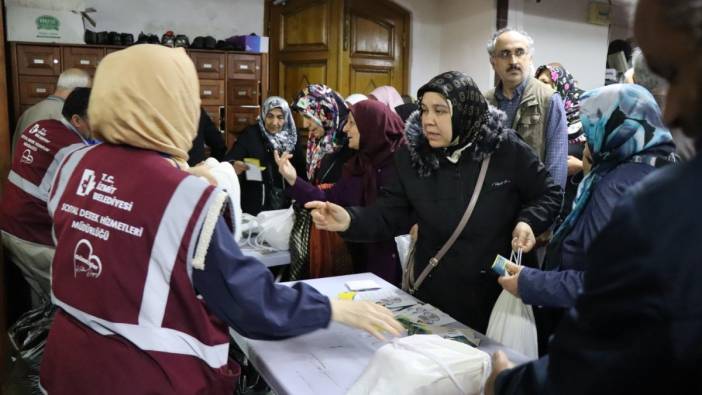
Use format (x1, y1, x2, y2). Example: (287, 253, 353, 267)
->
(230, 273, 530, 395)
(240, 247, 290, 268)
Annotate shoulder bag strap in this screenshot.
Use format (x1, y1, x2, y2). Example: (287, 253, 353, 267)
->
(409, 155, 491, 293)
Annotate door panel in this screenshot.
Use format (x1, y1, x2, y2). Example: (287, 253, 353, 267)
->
(348, 66, 392, 94)
(279, 60, 327, 103)
(281, 2, 329, 50)
(268, 0, 341, 99)
(352, 15, 392, 57)
(341, 0, 408, 95)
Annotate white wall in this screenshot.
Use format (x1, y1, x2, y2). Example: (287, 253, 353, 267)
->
(509, 0, 610, 90)
(438, 0, 495, 91)
(392, 0, 442, 96)
(6, 0, 264, 39)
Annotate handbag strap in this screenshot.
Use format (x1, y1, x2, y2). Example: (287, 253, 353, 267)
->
(410, 155, 491, 291)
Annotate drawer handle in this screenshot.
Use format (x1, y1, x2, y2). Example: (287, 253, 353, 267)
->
(36, 88, 47, 93)
(203, 63, 213, 69)
(237, 90, 247, 96)
(237, 117, 247, 123)
(203, 90, 213, 96)
(32, 58, 45, 64)
(239, 64, 249, 70)
(79, 59, 91, 65)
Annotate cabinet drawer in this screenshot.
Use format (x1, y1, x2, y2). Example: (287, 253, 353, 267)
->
(190, 52, 226, 79)
(227, 80, 259, 105)
(202, 105, 223, 130)
(62, 46, 105, 76)
(17, 45, 61, 76)
(226, 105, 259, 149)
(19, 76, 57, 105)
(227, 54, 261, 80)
(199, 79, 225, 105)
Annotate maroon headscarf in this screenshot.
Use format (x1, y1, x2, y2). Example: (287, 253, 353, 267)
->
(343, 100, 406, 205)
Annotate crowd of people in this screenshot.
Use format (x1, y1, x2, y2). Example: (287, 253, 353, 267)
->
(0, 0, 700, 392)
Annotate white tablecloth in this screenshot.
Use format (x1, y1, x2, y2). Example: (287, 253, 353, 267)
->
(230, 273, 529, 395)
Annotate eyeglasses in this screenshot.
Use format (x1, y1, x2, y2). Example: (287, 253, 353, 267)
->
(495, 48, 528, 60)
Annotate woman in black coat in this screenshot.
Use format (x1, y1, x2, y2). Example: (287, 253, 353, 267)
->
(224, 96, 305, 215)
(306, 71, 562, 333)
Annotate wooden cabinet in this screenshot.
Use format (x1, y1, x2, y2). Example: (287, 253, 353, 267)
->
(62, 46, 105, 76)
(18, 76, 57, 105)
(190, 51, 226, 79)
(228, 54, 261, 80)
(9, 42, 268, 151)
(16, 45, 61, 76)
(199, 79, 226, 106)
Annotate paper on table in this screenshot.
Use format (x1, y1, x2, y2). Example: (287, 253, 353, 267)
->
(354, 288, 417, 310)
(396, 304, 456, 326)
(345, 280, 381, 292)
(244, 158, 263, 182)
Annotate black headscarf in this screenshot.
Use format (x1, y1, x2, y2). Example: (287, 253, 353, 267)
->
(417, 71, 488, 156)
(406, 71, 505, 177)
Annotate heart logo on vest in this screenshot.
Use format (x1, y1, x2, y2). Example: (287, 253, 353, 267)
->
(73, 239, 102, 278)
(20, 149, 34, 164)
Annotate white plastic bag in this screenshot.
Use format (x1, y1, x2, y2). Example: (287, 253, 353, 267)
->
(254, 207, 294, 251)
(394, 234, 412, 272)
(485, 250, 538, 360)
(347, 335, 490, 395)
(203, 158, 243, 242)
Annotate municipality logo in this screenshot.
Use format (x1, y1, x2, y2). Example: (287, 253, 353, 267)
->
(36, 15, 60, 31)
(73, 239, 102, 279)
(77, 169, 96, 197)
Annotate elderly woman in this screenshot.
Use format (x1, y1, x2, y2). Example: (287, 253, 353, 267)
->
(38, 45, 402, 394)
(307, 71, 562, 333)
(288, 84, 354, 280)
(275, 99, 406, 284)
(499, 84, 677, 311)
(224, 96, 303, 215)
(536, 63, 587, 219)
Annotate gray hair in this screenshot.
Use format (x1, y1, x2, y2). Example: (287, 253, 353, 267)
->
(665, 0, 702, 48)
(486, 27, 535, 56)
(632, 49, 667, 93)
(57, 68, 91, 91)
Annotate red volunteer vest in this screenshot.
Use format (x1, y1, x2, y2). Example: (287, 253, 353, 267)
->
(40, 144, 238, 394)
(0, 119, 86, 245)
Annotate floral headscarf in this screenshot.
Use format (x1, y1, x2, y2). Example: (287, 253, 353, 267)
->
(551, 84, 675, 246)
(536, 64, 585, 141)
(293, 84, 348, 180)
(257, 96, 297, 153)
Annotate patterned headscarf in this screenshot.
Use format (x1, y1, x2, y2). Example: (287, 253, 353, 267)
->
(551, 84, 675, 246)
(294, 84, 348, 180)
(536, 64, 585, 140)
(257, 96, 297, 153)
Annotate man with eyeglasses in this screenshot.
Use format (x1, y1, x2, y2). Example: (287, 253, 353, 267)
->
(484, 28, 568, 190)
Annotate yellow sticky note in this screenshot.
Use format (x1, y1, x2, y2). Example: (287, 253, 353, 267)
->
(337, 291, 357, 300)
(243, 157, 260, 167)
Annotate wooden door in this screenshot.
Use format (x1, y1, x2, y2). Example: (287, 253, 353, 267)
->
(340, 0, 409, 96)
(267, 0, 343, 103)
(266, 0, 409, 101)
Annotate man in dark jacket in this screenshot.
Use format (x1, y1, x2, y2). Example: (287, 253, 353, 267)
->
(487, 0, 702, 393)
